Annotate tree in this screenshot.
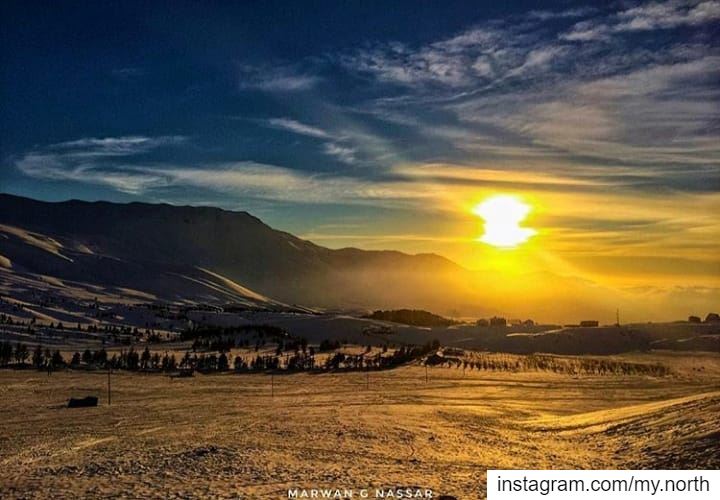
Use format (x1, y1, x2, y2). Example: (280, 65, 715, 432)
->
(218, 352, 229, 371)
(126, 348, 139, 370)
(161, 353, 170, 371)
(180, 351, 192, 369)
(14, 343, 29, 365)
(94, 348, 107, 367)
(51, 350, 64, 368)
(32, 344, 44, 369)
(206, 353, 218, 371)
(140, 347, 151, 369)
(0, 341, 13, 366)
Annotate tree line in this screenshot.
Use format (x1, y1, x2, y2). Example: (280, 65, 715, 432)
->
(426, 351, 670, 376)
(0, 339, 442, 374)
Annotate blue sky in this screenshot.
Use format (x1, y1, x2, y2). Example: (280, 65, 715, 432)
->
(1, 0, 718, 287)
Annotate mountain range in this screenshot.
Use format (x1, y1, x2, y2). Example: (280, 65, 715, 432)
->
(0, 193, 471, 312)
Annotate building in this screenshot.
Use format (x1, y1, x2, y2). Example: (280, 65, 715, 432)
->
(580, 320, 599, 327)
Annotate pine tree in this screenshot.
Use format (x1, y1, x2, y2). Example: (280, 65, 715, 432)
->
(14, 343, 29, 365)
(140, 347, 151, 369)
(218, 352, 229, 371)
(51, 350, 64, 368)
(32, 344, 44, 369)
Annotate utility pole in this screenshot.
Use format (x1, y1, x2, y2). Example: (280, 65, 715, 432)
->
(107, 366, 111, 406)
(616, 308, 620, 327)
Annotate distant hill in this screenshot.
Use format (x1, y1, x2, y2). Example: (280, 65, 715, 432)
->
(364, 309, 458, 327)
(0, 193, 472, 311)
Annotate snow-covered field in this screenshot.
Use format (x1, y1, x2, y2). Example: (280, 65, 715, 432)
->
(1, 356, 718, 499)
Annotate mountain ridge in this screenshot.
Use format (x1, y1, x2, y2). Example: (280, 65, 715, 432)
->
(0, 193, 469, 311)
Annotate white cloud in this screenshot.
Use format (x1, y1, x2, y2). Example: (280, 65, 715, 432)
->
(238, 65, 319, 92)
(616, 0, 720, 31)
(477, 55, 720, 167)
(53, 135, 186, 156)
(323, 143, 357, 164)
(560, 21, 611, 41)
(14, 136, 187, 194)
(266, 118, 331, 139)
(561, 1, 720, 42)
(341, 27, 507, 88)
(262, 117, 364, 164)
(508, 46, 567, 76)
(16, 153, 167, 195)
(527, 7, 597, 21)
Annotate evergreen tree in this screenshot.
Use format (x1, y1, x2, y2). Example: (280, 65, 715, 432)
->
(94, 348, 107, 367)
(51, 350, 64, 368)
(32, 344, 44, 369)
(14, 343, 29, 365)
(218, 352, 229, 371)
(140, 347, 151, 369)
(0, 341, 12, 365)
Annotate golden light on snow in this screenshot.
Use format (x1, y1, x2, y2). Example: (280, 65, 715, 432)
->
(473, 195, 536, 248)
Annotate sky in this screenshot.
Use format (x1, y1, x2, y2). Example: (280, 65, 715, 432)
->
(1, 0, 719, 308)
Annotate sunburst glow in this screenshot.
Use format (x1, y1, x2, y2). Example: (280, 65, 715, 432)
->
(473, 195, 537, 248)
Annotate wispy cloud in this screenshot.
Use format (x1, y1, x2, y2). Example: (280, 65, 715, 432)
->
(561, 0, 720, 41)
(331, 2, 719, 192)
(339, 28, 505, 88)
(238, 64, 319, 92)
(265, 118, 331, 139)
(52, 135, 185, 156)
(526, 7, 597, 21)
(323, 143, 357, 164)
(616, 0, 720, 31)
(560, 20, 610, 41)
(261, 117, 363, 164)
(13, 136, 407, 202)
(15, 136, 187, 194)
(497, 55, 720, 167)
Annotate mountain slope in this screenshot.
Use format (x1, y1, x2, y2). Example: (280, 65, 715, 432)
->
(0, 193, 470, 310)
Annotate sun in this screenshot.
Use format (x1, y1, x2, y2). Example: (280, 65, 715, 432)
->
(473, 195, 537, 248)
